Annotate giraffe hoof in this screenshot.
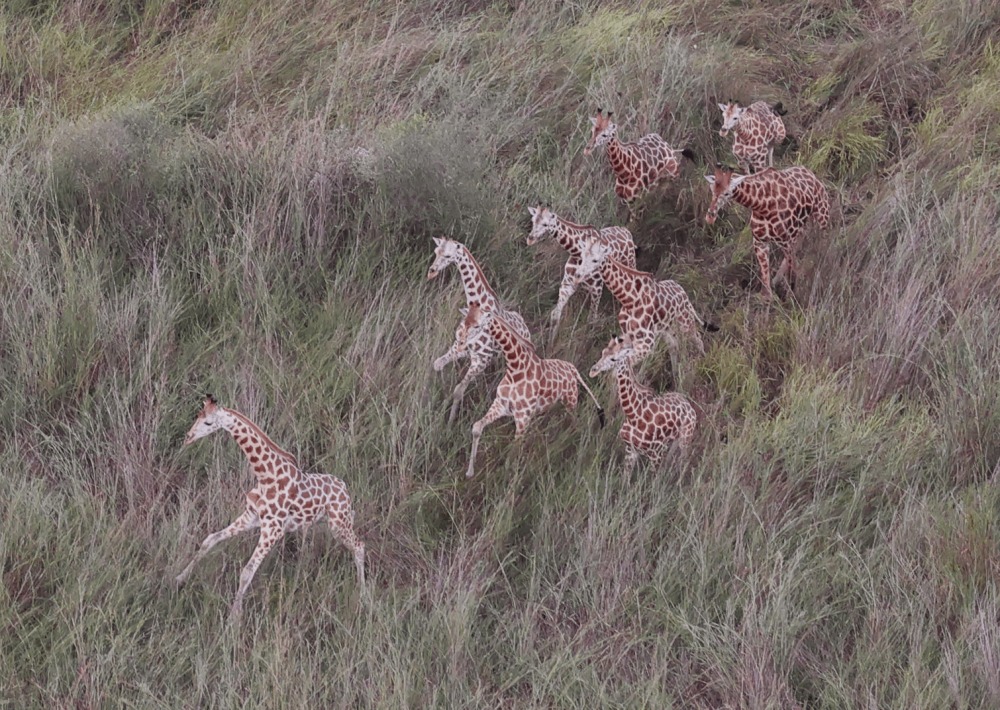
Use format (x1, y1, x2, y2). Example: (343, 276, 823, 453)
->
(465, 468, 476, 479)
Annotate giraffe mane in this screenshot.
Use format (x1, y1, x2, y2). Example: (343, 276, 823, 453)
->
(604, 256, 655, 281)
(485, 310, 536, 354)
(224, 407, 300, 468)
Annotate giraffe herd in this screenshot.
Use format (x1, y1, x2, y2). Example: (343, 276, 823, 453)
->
(176, 100, 831, 619)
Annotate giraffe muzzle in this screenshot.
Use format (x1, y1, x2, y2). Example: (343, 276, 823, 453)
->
(705, 212, 717, 225)
(427, 268, 438, 280)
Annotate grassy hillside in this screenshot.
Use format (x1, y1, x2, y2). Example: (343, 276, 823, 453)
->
(2, 0, 999, 706)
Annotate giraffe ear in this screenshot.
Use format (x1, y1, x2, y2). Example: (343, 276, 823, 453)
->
(590, 116, 599, 127)
(730, 174, 749, 188)
(527, 206, 537, 218)
(459, 306, 469, 317)
(432, 236, 443, 246)
(704, 175, 716, 185)
(718, 103, 727, 112)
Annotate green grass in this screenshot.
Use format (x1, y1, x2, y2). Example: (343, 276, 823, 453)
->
(2, 1, 1000, 707)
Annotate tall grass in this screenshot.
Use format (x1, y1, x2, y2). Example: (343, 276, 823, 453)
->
(2, 0, 999, 707)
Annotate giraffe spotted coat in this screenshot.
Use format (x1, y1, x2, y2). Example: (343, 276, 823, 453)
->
(526, 205, 637, 326)
(719, 101, 787, 174)
(176, 397, 365, 619)
(457, 304, 604, 479)
(590, 335, 697, 476)
(705, 164, 830, 300)
(584, 109, 694, 204)
(428, 237, 532, 423)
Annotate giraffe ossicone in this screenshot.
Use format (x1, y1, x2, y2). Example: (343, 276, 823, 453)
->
(175, 397, 365, 620)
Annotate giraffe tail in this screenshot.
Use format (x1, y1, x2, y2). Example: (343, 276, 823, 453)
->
(574, 370, 606, 428)
(679, 147, 696, 162)
(772, 101, 788, 116)
(692, 303, 720, 333)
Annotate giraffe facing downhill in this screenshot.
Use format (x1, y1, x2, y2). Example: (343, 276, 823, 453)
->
(704, 163, 830, 300)
(175, 396, 365, 620)
(428, 237, 532, 423)
(526, 205, 637, 327)
(457, 304, 605, 479)
(718, 100, 787, 174)
(573, 236, 717, 382)
(590, 335, 697, 476)
(584, 108, 695, 210)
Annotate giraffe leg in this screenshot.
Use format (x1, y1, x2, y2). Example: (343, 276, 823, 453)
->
(550, 264, 581, 327)
(175, 508, 260, 587)
(328, 511, 366, 589)
(467, 397, 511, 479)
(622, 446, 641, 477)
(433, 339, 465, 372)
(582, 276, 603, 323)
(753, 241, 773, 300)
(448, 349, 489, 425)
(230, 519, 283, 620)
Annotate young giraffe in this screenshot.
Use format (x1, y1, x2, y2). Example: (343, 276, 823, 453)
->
(573, 236, 717, 381)
(590, 335, 697, 476)
(526, 205, 637, 327)
(704, 163, 830, 300)
(457, 303, 604, 479)
(718, 100, 788, 174)
(175, 396, 365, 619)
(584, 108, 695, 212)
(428, 237, 532, 424)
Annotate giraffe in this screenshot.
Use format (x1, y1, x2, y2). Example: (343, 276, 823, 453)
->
(718, 100, 788, 174)
(457, 303, 605, 479)
(573, 236, 718, 384)
(590, 334, 697, 476)
(583, 108, 695, 215)
(175, 396, 365, 619)
(704, 163, 830, 300)
(427, 237, 532, 424)
(526, 205, 637, 327)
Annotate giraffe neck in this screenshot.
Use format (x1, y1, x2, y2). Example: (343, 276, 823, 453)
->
(487, 315, 537, 371)
(454, 246, 500, 309)
(614, 361, 645, 421)
(221, 407, 301, 484)
(555, 218, 599, 256)
(599, 257, 647, 310)
(605, 136, 633, 178)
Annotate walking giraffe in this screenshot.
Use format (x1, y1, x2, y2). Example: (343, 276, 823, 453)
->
(428, 237, 532, 423)
(573, 236, 717, 383)
(175, 396, 365, 619)
(718, 100, 787, 174)
(456, 304, 604, 479)
(704, 163, 830, 300)
(590, 334, 697, 476)
(526, 205, 637, 327)
(584, 108, 695, 216)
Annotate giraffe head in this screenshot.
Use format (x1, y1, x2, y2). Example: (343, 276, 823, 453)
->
(583, 109, 616, 156)
(427, 236, 462, 280)
(456, 303, 492, 355)
(184, 395, 225, 446)
(526, 205, 559, 245)
(589, 335, 637, 377)
(572, 235, 613, 285)
(704, 163, 748, 225)
(718, 101, 745, 137)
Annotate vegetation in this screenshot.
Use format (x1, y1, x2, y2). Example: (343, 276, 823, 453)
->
(2, 1, 999, 706)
